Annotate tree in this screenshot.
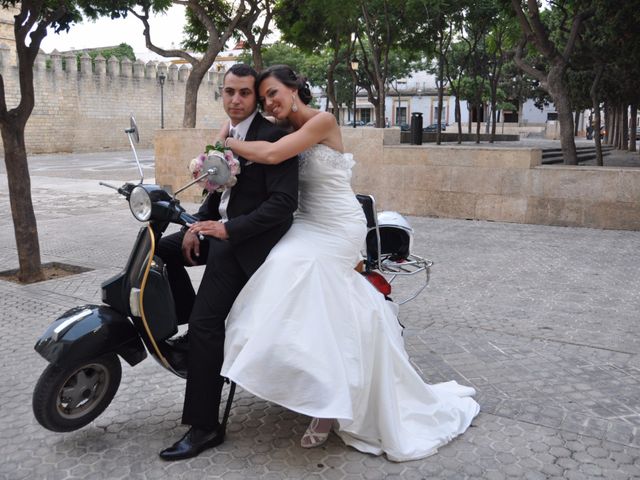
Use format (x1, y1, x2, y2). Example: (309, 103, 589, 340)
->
(508, 0, 594, 165)
(234, 0, 275, 71)
(127, 0, 249, 128)
(412, 0, 461, 144)
(0, 2, 86, 282)
(183, 0, 275, 73)
(484, 5, 520, 141)
(275, 0, 357, 124)
(354, 0, 414, 128)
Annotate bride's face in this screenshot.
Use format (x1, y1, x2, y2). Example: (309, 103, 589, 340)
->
(259, 76, 297, 120)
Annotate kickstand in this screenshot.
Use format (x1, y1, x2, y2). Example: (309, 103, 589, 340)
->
(220, 378, 236, 435)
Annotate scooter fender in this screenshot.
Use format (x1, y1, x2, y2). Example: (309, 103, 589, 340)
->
(34, 304, 147, 369)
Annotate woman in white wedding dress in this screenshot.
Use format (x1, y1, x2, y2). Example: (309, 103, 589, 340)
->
(220, 65, 479, 461)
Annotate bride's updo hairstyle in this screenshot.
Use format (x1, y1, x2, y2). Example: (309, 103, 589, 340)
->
(257, 64, 313, 106)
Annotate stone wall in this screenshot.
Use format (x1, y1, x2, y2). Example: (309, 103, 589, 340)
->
(0, 46, 227, 154)
(343, 128, 640, 231)
(154, 128, 218, 203)
(154, 127, 640, 230)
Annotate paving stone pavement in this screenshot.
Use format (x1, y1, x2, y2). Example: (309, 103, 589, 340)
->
(2, 149, 640, 479)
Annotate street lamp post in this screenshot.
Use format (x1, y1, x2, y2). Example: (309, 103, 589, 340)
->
(351, 57, 359, 128)
(333, 79, 339, 125)
(158, 72, 166, 129)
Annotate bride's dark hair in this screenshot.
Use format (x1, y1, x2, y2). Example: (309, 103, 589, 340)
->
(257, 65, 313, 105)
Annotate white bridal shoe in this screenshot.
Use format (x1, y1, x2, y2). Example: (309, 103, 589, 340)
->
(300, 418, 334, 448)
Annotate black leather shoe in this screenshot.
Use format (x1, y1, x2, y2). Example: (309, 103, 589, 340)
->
(158, 342, 188, 376)
(159, 426, 224, 461)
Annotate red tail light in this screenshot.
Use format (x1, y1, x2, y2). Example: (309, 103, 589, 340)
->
(362, 271, 392, 296)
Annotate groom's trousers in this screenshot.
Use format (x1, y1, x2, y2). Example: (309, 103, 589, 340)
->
(157, 231, 248, 428)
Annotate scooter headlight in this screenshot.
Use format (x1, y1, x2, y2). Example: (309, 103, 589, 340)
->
(129, 185, 152, 222)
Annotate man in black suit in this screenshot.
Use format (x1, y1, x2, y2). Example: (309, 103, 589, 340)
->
(156, 64, 298, 461)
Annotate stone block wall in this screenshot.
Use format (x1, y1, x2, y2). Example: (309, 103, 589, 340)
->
(342, 127, 640, 231)
(155, 127, 640, 230)
(154, 128, 217, 203)
(0, 46, 227, 154)
(526, 166, 640, 230)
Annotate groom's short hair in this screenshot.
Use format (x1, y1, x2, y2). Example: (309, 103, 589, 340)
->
(225, 64, 258, 84)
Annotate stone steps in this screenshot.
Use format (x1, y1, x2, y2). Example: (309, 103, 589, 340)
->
(541, 145, 614, 164)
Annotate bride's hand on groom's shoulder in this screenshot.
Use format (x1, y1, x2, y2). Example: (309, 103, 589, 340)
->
(216, 121, 231, 143)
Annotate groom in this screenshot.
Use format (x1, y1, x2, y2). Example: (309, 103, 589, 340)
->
(156, 63, 299, 461)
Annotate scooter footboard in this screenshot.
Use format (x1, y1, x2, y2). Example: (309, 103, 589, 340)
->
(35, 305, 147, 368)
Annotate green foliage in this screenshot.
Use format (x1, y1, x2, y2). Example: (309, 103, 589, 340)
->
(180, 1, 231, 53)
(80, 43, 136, 61)
(275, 0, 357, 54)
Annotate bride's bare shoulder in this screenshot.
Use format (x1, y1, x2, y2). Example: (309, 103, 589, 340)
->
(312, 111, 338, 124)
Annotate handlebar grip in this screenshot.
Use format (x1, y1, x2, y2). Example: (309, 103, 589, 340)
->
(179, 212, 198, 226)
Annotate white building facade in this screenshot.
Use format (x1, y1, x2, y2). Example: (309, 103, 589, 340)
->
(316, 69, 556, 129)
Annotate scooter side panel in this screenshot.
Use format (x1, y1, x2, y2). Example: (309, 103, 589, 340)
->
(34, 305, 147, 368)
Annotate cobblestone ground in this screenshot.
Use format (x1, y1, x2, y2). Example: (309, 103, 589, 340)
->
(2, 150, 640, 479)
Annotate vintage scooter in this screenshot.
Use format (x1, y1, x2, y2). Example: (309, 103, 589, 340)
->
(32, 117, 238, 432)
(32, 117, 432, 433)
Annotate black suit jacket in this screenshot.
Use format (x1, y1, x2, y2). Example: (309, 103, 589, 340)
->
(193, 113, 298, 276)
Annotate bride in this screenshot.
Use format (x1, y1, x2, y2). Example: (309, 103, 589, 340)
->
(218, 64, 479, 461)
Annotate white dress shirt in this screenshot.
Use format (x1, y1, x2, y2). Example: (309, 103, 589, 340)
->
(218, 110, 258, 222)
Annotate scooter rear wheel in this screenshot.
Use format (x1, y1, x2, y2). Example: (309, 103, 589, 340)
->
(33, 353, 122, 432)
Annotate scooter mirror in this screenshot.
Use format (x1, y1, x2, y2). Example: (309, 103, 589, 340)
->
(129, 116, 140, 144)
(202, 151, 231, 186)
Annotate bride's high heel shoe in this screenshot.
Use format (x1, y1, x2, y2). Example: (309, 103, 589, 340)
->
(301, 418, 334, 448)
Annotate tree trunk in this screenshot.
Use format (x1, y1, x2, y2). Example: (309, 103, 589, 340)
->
(182, 62, 210, 128)
(475, 105, 481, 144)
(622, 105, 629, 150)
(327, 53, 340, 124)
(630, 105, 637, 152)
(436, 49, 445, 145)
(490, 97, 497, 143)
(589, 65, 603, 165)
(455, 96, 462, 144)
(251, 48, 264, 72)
(547, 65, 577, 164)
(613, 105, 621, 149)
(1, 124, 44, 283)
(376, 79, 386, 129)
(574, 111, 580, 136)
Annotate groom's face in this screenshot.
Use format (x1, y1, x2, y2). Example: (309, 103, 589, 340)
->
(222, 73, 257, 124)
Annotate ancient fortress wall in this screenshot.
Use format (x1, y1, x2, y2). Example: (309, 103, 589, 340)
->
(0, 44, 227, 154)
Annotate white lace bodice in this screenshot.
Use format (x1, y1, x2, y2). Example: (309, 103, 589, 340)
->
(298, 144, 355, 177)
(295, 144, 364, 231)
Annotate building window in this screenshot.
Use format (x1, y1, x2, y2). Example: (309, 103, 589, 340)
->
(433, 105, 446, 123)
(360, 109, 371, 124)
(396, 106, 407, 125)
(547, 112, 558, 121)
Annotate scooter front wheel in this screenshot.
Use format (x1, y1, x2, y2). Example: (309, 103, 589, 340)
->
(33, 353, 122, 432)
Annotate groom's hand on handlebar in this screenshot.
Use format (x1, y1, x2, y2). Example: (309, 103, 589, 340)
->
(189, 220, 229, 241)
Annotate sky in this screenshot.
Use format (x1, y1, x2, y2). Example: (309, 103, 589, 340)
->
(40, 6, 188, 62)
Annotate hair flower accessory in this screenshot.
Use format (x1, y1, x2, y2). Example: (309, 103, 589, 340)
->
(188, 141, 241, 193)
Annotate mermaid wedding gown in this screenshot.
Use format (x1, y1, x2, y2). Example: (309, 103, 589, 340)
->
(221, 144, 479, 461)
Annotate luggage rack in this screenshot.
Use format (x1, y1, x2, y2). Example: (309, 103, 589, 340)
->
(356, 194, 433, 305)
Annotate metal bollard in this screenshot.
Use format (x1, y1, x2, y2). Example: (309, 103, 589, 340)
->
(410, 112, 423, 145)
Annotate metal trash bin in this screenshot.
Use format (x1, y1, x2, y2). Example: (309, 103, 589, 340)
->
(410, 112, 423, 145)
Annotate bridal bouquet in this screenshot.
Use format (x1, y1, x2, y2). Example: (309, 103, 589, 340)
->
(188, 141, 241, 193)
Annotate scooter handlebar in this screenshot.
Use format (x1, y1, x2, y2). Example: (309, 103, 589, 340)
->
(178, 212, 198, 227)
(99, 182, 136, 199)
